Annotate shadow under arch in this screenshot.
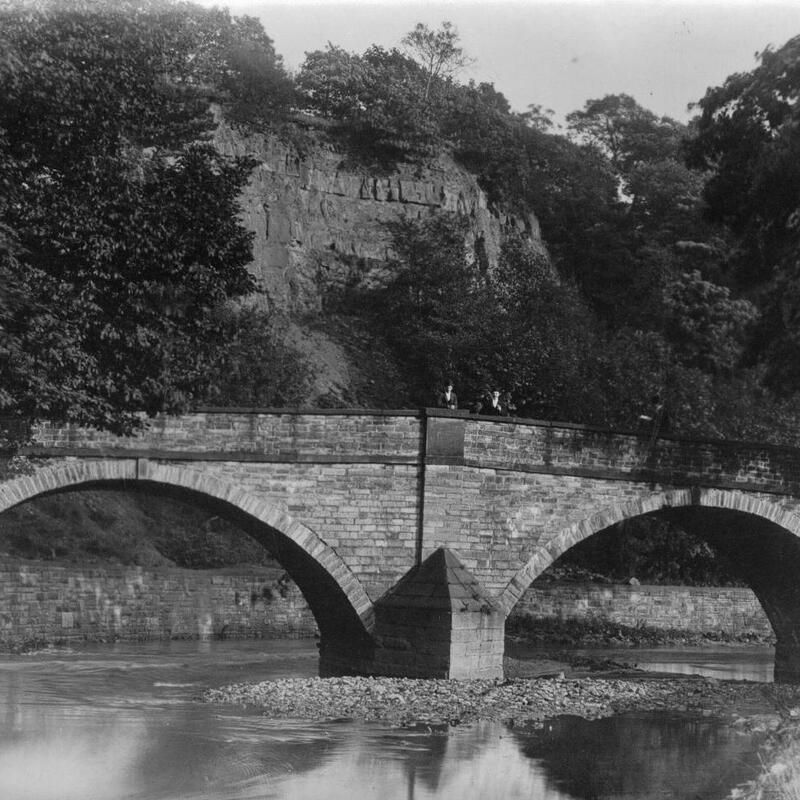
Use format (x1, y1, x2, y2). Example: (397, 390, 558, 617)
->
(0, 459, 375, 674)
(501, 486, 800, 682)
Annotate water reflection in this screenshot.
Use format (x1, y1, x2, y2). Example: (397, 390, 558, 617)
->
(269, 724, 560, 800)
(0, 641, 770, 800)
(516, 713, 762, 800)
(625, 647, 774, 682)
(508, 642, 776, 682)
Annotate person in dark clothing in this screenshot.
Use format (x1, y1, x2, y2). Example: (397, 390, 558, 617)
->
(483, 390, 509, 416)
(437, 381, 458, 410)
(639, 393, 669, 435)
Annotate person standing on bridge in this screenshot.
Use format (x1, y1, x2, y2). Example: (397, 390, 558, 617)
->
(639, 393, 670, 437)
(482, 390, 509, 416)
(437, 380, 458, 410)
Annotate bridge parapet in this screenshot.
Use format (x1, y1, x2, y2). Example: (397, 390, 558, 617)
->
(23, 410, 800, 496)
(31, 409, 424, 461)
(458, 417, 800, 494)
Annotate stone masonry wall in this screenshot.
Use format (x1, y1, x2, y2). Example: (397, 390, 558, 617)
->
(423, 464, 674, 597)
(463, 418, 800, 490)
(0, 560, 317, 649)
(18, 411, 800, 615)
(193, 460, 421, 600)
(32, 410, 424, 457)
(511, 582, 773, 638)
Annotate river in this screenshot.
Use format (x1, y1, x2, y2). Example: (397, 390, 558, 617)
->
(0, 639, 773, 800)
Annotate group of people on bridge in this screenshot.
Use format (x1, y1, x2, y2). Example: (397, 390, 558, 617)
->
(436, 381, 670, 436)
(436, 381, 517, 417)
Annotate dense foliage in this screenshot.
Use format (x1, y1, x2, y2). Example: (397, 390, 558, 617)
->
(553, 518, 742, 586)
(0, 0, 296, 437)
(687, 35, 800, 397)
(0, 490, 275, 568)
(198, 306, 314, 408)
(302, 23, 800, 445)
(6, 4, 799, 443)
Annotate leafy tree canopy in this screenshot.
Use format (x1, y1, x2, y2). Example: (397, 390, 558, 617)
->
(297, 22, 473, 155)
(566, 93, 686, 176)
(0, 0, 295, 436)
(687, 35, 800, 394)
(687, 37, 800, 281)
(401, 21, 472, 102)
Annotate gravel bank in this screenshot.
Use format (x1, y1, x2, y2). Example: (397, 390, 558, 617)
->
(202, 671, 800, 728)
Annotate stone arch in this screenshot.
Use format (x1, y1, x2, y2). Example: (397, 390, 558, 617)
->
(499, 487, 800, 613)
(0, 459, 375, 669)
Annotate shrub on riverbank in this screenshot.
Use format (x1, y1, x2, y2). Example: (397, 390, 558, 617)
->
(506, 615, 775, 648)
(732, 716, 800, 799)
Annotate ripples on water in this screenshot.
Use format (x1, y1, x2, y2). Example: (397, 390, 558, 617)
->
(0, 640, 771, 800)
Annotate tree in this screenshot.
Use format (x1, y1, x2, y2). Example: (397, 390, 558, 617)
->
(296, 44, 367, 120)
(566, 94, 685, 177)
(686, 34, 800, 392)
(359, 46, 439, 149)
(358, 215, 492, 402)
(144, 2, 295, 127)
(297, 43, 439, 154)
(521, 103, 556, 132)
(662, 270, 758, 374)
(626, 159, 706, 239)
(487, 236, 604, 421)
(401, 21, 471, 103)
(686, 36, 800, 285)
(199, 307, 315, 408)
(0, 1, 271, 436)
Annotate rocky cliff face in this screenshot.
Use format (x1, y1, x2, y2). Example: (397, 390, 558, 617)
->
(212, 118, 549, 404)
(213, 120, 547, 316)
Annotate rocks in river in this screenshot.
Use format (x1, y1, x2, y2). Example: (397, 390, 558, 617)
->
(202, 675, 800, 728)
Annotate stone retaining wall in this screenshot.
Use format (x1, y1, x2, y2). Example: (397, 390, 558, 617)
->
(0, 560, 318, 649)
(0, 559, 777, 650)
(511, 582, 774, 638)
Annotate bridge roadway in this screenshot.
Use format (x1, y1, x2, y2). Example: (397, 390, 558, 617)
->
(4, 409, 800, 681)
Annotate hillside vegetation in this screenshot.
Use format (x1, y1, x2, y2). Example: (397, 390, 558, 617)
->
(3, 1, 800, 443)
(4, 2, 800, 583)
(0, 490, 273, 568)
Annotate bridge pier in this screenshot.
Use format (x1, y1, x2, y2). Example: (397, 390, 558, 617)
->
(321, 548, 505, 679)
(370, 548, 505, 679)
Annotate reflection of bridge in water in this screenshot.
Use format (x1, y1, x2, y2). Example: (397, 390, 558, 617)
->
(5, 409, 800, 681)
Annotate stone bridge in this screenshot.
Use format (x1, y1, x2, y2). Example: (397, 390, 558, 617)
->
(4, 409, 800, 681)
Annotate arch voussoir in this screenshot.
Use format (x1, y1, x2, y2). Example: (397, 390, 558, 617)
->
(0, 459, 139, 512)
(695, 487, 800, 537)
(499, 487, 800, 614)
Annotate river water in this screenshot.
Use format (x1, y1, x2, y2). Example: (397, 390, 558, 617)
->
(0, 639, 773, 800)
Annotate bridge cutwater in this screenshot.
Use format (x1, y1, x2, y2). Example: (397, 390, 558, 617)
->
(5, 409, 800, 681)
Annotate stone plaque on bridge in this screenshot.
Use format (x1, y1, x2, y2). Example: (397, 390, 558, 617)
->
(426, 416, 466, 464)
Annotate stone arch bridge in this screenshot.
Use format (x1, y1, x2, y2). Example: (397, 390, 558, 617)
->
(4, 409, 800, 681)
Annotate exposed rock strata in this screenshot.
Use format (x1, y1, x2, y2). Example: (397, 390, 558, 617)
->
(213, 120, 547, 316)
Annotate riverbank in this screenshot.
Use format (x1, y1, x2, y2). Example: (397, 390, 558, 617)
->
(730, 716, 800, 799)
(202, 662, 799, 729)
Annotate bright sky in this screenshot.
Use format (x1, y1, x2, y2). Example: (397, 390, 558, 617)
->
(207, 0, 800, 124)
